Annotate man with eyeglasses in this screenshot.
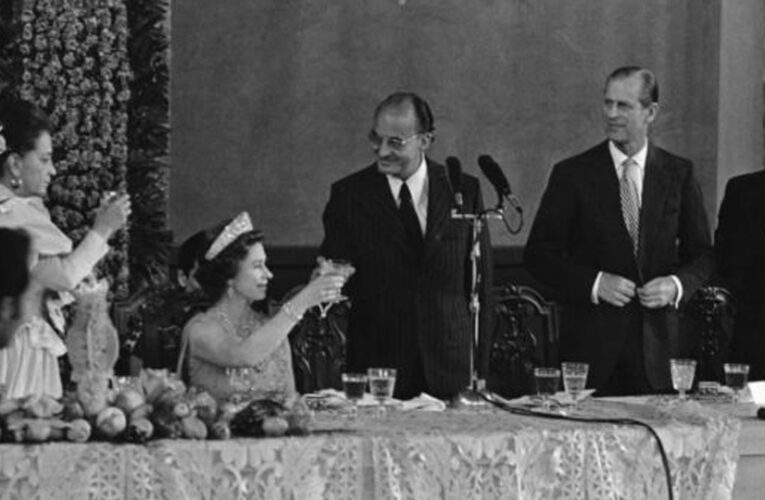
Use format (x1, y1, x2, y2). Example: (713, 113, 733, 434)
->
(320, 92, 493, 400)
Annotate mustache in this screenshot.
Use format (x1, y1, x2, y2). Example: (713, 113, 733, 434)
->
(377, 154, 400, 162)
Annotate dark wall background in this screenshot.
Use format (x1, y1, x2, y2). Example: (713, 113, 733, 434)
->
(170, 0, 727, 248)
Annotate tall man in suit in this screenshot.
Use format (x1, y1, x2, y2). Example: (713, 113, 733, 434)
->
(525, 67, 713, 395)
(320, 92, 492, 400)
(715, 172, 765, 380)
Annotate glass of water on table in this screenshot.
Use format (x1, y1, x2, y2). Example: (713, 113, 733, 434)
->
(341, 373, 368, 419)
(724, 363, 750, 404)
(534, 367, 561, 411)
(367, 368, 397, 418)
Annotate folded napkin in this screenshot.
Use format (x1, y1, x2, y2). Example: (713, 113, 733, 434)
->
(302, 389, 395, 409)
(745, 381, 762, 404)
(400, 393, 447, 412)
(504, 389, 596, 407)
(303, 389, 445, 411)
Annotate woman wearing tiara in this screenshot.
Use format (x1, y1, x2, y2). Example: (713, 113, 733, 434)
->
(0, 99, 130, 399)
(180, 212, 348, 402)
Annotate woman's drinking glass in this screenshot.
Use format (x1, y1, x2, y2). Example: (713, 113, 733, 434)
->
(670, 358, 696, 400)
(561, 362, 589, 407)
(534, 367, 560, 410)
(724, 363, 750, 404)
(226, 367, 255, 402)
(367, 368, 396, 418)
(341, 373, 368, 419)
(317, 259, 354, 318)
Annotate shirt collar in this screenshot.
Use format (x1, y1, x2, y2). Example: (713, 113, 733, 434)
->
(387, 155, 428, 204)
(608, 140, 648, 171)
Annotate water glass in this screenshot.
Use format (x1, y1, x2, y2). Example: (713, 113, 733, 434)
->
(670, 358, 696, 400)
(723, 363, 750, 404)
(367, 368, 397, 418)
(561, 362, 589, 406)
(534, 367, 560, 410)
(341, 373, 368, 419)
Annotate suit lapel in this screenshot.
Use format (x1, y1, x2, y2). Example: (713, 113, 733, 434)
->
(638, 144, 670, 272)
(360, 164, 410, 253)
(423, 160, 452, 259)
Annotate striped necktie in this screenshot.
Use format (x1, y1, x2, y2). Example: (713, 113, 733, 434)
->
(620, 157, 640, 255)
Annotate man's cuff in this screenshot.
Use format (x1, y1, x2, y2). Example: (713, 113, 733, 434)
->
(591, 271, 603, 304)
(669, 275, 683, 308)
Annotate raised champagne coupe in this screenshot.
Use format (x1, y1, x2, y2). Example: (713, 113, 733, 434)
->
(316, 259, 354, 318)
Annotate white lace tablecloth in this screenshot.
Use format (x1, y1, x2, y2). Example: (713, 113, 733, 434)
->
(0, 398, 740, 500)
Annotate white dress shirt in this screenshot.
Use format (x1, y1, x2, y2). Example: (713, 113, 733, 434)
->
(591, 141, 683, 307)
(386, 155, 428, 235)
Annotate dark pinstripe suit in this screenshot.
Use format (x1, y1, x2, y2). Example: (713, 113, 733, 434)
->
(320, 159, 492, 399)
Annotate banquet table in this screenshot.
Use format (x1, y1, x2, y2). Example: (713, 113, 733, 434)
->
(0, 398, 741, 500)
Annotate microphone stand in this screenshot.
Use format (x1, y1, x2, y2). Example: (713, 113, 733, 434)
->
(450, 202, 504, 409)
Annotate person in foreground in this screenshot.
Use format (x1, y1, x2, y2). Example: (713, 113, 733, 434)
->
(524, 66, 713, 395)
(0, 228, 31, 348)
(181, 212, 346, 402)
(320, 92, 492, 400)
(0, 99, 130, 400)
(715, 171, 765, 380)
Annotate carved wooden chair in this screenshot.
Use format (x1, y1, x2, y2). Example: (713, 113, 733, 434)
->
(487, 284, 559, 398)
(683, 285, 735, 383)
(285, 286, 349, 394)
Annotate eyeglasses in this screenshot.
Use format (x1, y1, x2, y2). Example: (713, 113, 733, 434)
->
(368, 130, 421, 151)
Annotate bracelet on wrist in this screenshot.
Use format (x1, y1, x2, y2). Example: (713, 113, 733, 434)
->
(281, 301, 304, 323)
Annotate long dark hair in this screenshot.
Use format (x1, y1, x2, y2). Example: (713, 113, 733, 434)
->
(0, 99, 51, 171)
(194, 221, 264, 303)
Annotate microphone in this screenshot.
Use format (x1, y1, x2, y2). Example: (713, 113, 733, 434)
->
(477, 155, 522, 213)
(445, 156, 464, 210)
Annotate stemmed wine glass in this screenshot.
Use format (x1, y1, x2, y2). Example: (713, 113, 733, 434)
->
(316, 259, 354, 318)
(367, 368, 396, 418)
(226, 366, 255, 403)
(561, 362, 589, 408)
(670, 358, 696, 400)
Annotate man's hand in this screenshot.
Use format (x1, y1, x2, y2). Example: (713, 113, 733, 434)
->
(637, 277, 678, 308)
(597, 272, 637, 307)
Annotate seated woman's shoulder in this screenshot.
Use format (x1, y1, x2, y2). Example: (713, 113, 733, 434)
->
(183, 311, 222, 339)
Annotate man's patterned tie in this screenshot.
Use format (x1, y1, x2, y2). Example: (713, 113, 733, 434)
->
(620, 157, 640, 256)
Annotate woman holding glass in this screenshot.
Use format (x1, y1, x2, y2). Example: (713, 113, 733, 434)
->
(0, 99, 130, 399)
(180, 212, 347, 402)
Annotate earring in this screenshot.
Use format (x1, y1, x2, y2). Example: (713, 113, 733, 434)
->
(9, 177, 20, 189)
(226, 286, 235, 300)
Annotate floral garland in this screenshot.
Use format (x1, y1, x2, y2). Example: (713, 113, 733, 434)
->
(18, 0, 132, 298)
(125, 0, 171, 291)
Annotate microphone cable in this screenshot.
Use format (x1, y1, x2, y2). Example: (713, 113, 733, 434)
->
(481, 394, 674, 500)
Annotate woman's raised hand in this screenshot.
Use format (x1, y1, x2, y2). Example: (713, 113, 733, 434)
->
(93, 193, 131, 240)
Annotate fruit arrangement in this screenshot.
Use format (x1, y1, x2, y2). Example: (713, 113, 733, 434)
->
(0, 369, 312, 443)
